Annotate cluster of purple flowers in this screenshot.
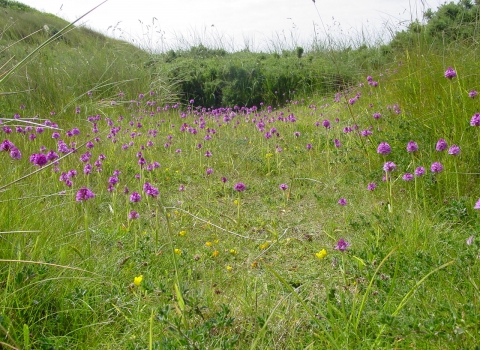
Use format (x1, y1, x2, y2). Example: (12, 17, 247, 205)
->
(366, 75, 378, 87)
(377, 142, 391, 155)
(29, 153, 48, 167)
(143, 182, 159, 197)
(76, 187, 95, 201)
(59, 169, 77, 187)
(1, 139, 21, 160)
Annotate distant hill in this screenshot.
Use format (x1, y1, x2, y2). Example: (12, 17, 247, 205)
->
(0, 1, 166, 115)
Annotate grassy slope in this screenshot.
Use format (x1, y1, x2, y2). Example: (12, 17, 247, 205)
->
(0, 3, 173, 116)
(0, 2, 480, 350)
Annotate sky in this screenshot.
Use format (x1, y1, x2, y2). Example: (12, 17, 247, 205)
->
(19, 0, 442, 52)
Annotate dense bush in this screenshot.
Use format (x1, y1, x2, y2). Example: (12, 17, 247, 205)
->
(155, 46, 364, 107)
(390, 0, 480, 48)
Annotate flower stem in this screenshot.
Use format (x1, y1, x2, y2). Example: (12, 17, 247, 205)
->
(84, 204, 90, 258)
(386, 172, 393, 213)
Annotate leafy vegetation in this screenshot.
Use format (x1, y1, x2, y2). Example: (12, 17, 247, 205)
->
(0, 1, 479, 349)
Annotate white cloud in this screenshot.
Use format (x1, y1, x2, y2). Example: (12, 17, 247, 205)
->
(19, 0, 441, 51)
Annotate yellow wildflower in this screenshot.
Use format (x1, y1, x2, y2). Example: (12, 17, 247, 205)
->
(233, 199, 239, 206)
(212, 250, 219, 257)
(205, 241, 213, 247)
(133, 275, 143, 286)
(265, 153, 273, 159)
(226, 265, 232, 271)
(229, 249, 237, 255)
(259, 242, 269, 250)
(315, 249, 327, 259)
(214, 239, 219, 244)
(178, 230, 187, 236)
(174, 248, 182, 255)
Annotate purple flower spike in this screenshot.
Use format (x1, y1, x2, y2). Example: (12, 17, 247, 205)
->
(31, 153, 48, 167)
(108, 176, 119, 185)
(128, 211, 140, 220)
(383, 161, 396, 172)
(334, 238, 350, 252)
(130, 192, 141, 203)
(279, 183, 288, 191)
(448, 145, 460, 156)
(402, 173, 414, 181)
(234, 182, 246, 192)
(143, 182, 159, 197)
(377, 142, 391, 155)
(367, 183, 377, 191)
(470, 113, 480, 126)
(1, 140, 15, 151)
(436, 138, 448, 151)
(474, 199, 480, 209)
(338, 198, 347, 206)
(414, 166, 425, 177)
(406, 141, 418, 153)
(468, 90, 478, 99)
(430, 162, 444, 173)
(10, 147, 21, 160)
(76, 187, 95, 201)
(444, 67, 457, 79)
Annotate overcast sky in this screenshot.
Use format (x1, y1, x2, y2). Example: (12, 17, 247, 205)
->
(19, 0, 442, 51)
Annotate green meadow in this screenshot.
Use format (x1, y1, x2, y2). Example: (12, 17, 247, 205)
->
(1, 1, 480, 348)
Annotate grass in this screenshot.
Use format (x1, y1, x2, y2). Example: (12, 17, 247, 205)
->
(1, 1, 480, 349)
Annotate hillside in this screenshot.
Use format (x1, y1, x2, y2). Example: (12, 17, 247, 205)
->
(0, 1, 163, 115)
